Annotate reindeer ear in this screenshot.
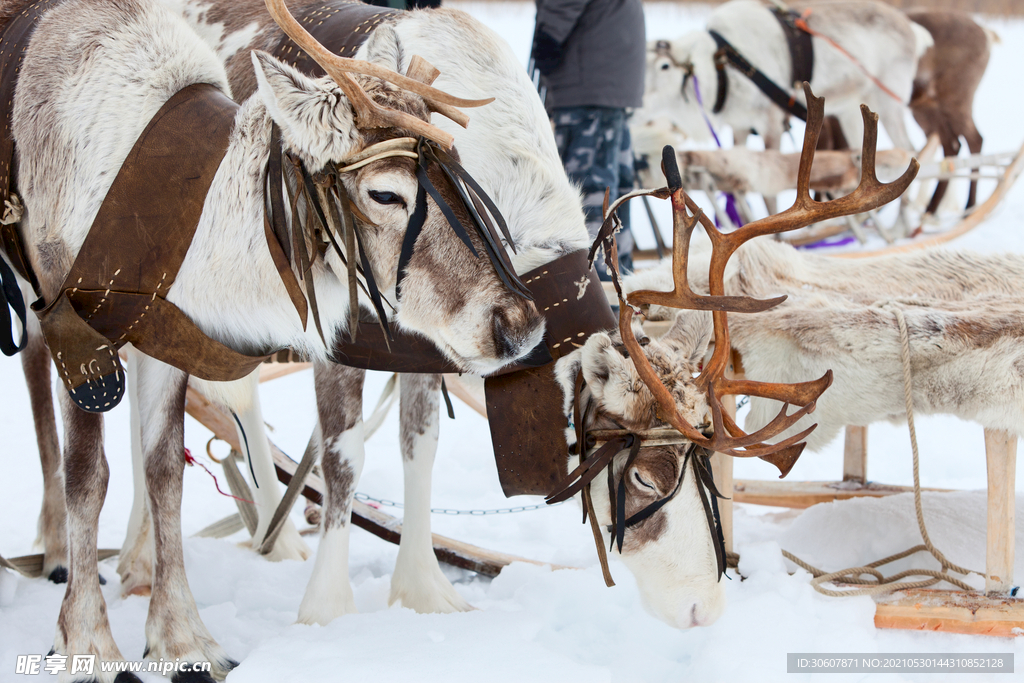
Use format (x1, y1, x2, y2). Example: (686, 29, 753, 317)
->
(251, 50, 361, 165)
(581, 333, 653, 423)
(660, 310, 713, 370)
(360, 24, 403, 73)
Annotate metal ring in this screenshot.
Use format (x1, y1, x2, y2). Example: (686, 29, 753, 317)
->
(206, 436, 228, 464)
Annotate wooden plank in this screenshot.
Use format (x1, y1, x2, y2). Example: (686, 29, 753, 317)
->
(712, 357, 737, 554)
(843, 425, 868, 484)
(184, 385, 572, 578)
(732, 479, 952, 509)
(1, 549, 118, 579)
(984, 428, 1017, 594)
(875, 589, 1024, 637)
(258, 361, 311, 383)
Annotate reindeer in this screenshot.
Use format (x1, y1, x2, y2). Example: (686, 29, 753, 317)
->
(905, 10, 994, 214)
(102, 0, 596, 621)
(546, 86, 916, 627)
(10, 0, 546, 677)
(636, 1, 929, 167)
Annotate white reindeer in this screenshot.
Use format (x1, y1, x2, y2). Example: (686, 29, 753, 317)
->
(636, 0, 930, 155)
(12, 0, 546, 676)
(114, 0, 735, 630)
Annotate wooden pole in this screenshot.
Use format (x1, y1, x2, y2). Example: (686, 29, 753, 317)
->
(842, 425, 868, 484)
(984, 428, 1017, 595)
(710, 352, 738, 554)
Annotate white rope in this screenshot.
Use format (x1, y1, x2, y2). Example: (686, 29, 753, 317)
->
(782, 302, 980, 597)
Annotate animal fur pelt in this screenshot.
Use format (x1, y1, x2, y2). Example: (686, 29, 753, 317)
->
(625, 237, 1024, 451)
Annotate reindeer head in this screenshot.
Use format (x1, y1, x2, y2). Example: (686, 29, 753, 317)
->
(634, 35, 719, 144)
(256, 0, 543, 373)
(552, 85, 919, 629)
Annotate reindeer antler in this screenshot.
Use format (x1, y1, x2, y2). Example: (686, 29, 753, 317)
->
(265, 0, 494, 148)
(619, 84, 918, 471)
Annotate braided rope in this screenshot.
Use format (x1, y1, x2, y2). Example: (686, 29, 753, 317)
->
(782, 302, 980, 597)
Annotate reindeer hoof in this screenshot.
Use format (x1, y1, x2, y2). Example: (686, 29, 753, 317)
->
(124, 584, 151, 597)
(114, 673, 144, 683)
(47, 566, 68, 584)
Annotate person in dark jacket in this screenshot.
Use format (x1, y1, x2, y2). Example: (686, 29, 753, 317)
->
(532, 0, 645, 277)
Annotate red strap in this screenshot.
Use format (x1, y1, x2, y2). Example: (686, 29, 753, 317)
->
(184, 447, 254, 504)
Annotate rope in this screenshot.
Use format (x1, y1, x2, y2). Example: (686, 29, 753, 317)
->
(783, 302, 981, 597)
(794, 9, 904, 105)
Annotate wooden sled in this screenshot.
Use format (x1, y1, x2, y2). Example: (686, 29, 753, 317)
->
(632, 137, 1024, 259)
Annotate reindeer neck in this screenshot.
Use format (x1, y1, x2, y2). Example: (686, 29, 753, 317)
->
(169, 100, 350, 362)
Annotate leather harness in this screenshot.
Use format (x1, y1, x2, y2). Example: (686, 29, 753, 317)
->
(771, 5, 814, 89)
(34, 85, 266, 413)
(707, 4, 813, 122)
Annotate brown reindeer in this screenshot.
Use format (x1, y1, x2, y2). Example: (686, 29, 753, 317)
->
(907, 9, 995, 213)
(818, 10, 995, 215)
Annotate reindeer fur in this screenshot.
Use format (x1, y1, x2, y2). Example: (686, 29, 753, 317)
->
(626, 237, 1024, 453)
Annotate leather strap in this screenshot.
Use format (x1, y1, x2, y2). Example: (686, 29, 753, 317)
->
(485, 249, 616, 497)
(770, 6, 814, 88)
(709, 29, 808, 121)
(34, 84, 272, 412)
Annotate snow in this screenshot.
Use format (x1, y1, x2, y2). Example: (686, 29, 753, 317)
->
(2, 3, 1024, 682)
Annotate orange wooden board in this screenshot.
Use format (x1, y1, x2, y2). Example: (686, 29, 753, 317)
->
(875, 589, 1024, 637)
(732, 479, 951, 509)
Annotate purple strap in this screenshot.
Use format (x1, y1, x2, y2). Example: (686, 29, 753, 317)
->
(690, 75, 744, 228)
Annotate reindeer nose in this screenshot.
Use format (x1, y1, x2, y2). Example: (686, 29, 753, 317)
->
(681, 598, 724, 629)
(490, 299, 543, 361)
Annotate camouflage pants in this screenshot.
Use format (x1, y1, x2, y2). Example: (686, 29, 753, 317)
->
(552, 106, 635, 277)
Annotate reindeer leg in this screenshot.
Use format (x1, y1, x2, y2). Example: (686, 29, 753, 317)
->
(117, 352, 154, 597)
(137, 358, 234, 682)
(297, 363, 366, 625)
(389, 373, 472, 613)
(759, 125, 781, 216)
(22, 311, 68, 583)
(964, 121, 983, 210)
(230, 374, 311, 562)
(925, 123, 960, 216)
(52, 387, 137, 682)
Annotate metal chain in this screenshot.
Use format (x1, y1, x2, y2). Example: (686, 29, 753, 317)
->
(354, 491, 565, 515)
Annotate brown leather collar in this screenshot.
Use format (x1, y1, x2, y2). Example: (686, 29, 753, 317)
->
(34, 84, 271, 413)
(484, 250, 617, 497)
(271, 0, 403, 68)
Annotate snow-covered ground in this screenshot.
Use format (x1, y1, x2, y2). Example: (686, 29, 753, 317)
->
(3, 3, 1024, 682)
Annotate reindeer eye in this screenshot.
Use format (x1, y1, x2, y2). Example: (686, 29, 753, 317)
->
(660, 63, 671, 71)
(634, 471, 655, 490)
(368, 190, 405, 206)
